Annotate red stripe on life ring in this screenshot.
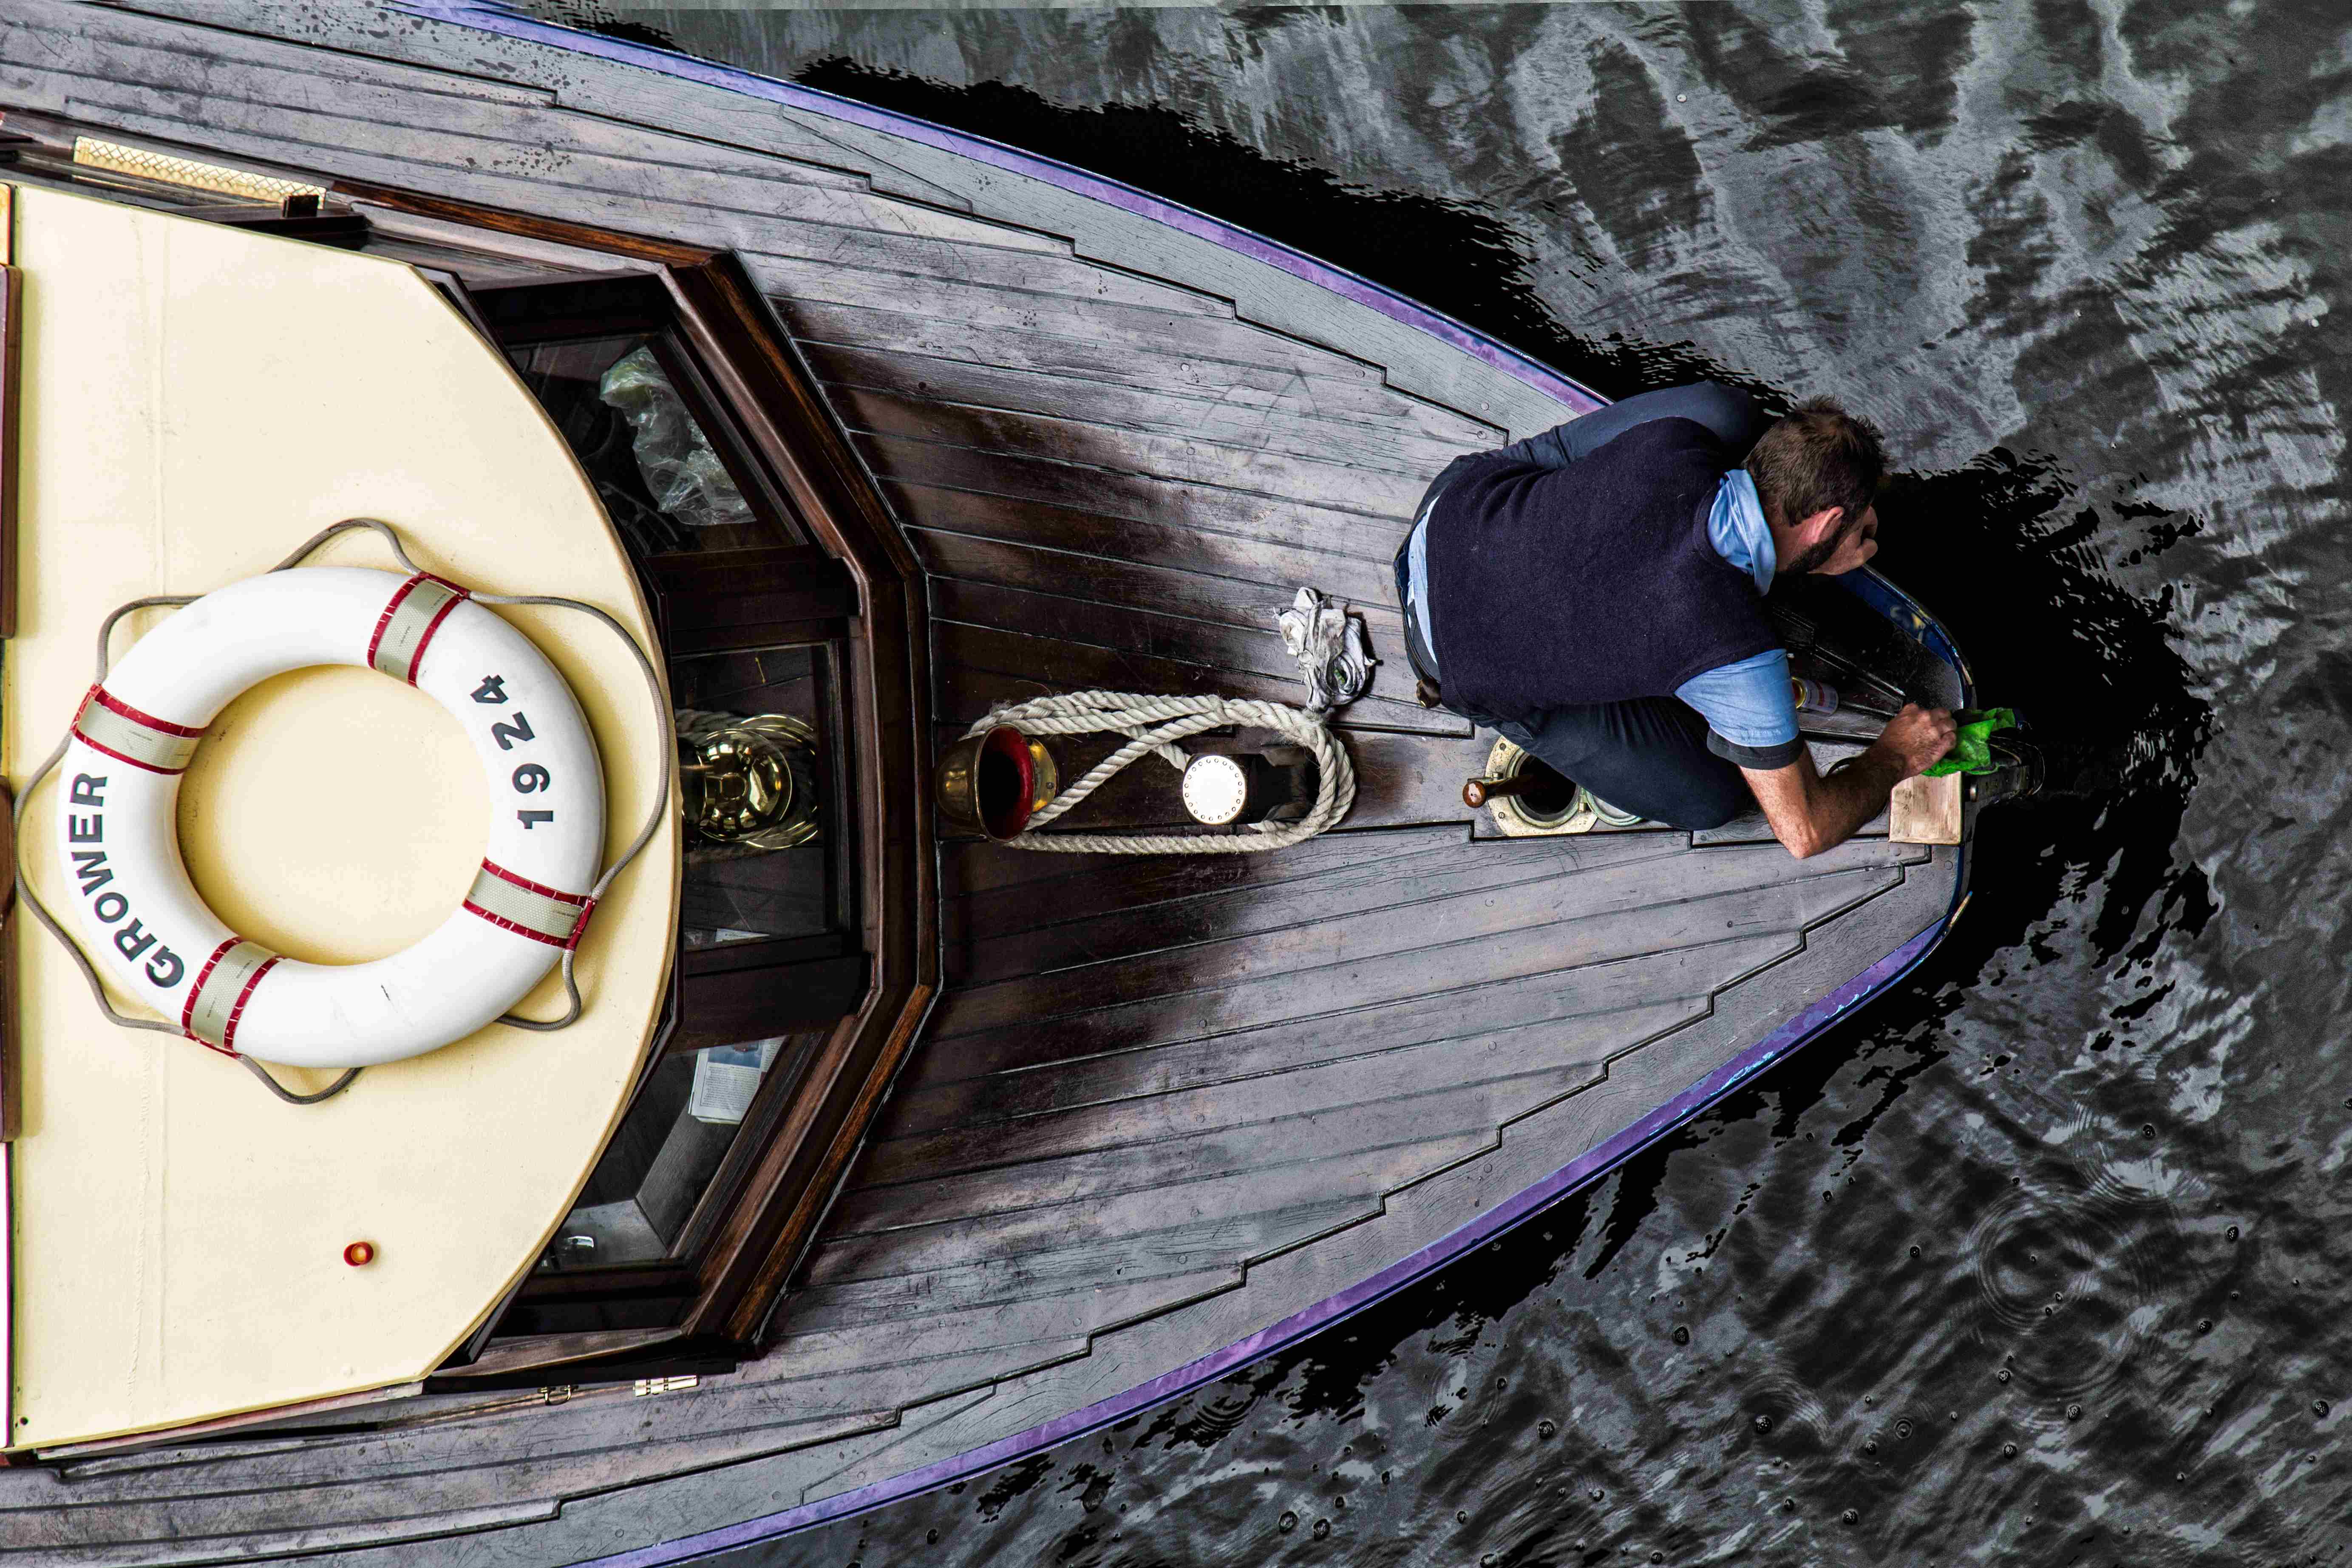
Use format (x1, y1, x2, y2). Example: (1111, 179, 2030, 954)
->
(181, 937, 241, 1056)
(408, 579, 465, 685)
(366, 572, 470, 685)
(364, 575, 425, 674)
(72, 727, 184, 777)
(463, 858, 592, 948)
(478, 860, 590, 906)
(219, 954, 282, 1054)
(461, 898, 569, 948)
(89, 686, 204, 738)
(564, 897, 599, 953)
(72, 685, 207, 775)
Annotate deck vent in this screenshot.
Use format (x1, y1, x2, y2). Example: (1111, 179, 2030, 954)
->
(72, 136, 325, 207)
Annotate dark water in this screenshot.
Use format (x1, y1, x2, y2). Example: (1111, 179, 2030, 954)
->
(554, 4, 2343, 1560)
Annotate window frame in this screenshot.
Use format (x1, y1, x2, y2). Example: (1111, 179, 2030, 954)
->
(346, 190, 939, 1359)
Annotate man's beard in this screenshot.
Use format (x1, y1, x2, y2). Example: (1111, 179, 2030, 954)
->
(1782, 521, 1855, 577)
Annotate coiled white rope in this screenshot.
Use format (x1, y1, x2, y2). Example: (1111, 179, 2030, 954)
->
(963, 691, 1354, 854)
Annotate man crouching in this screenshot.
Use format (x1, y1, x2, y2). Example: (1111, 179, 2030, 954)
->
(1395, 382, 1955, 858)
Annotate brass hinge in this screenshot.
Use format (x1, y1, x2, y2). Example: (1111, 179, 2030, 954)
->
(632, 1375, 700, 1398)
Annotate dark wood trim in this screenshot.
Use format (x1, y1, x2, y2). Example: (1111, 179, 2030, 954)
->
(330, 177, 717, 270)
(720, 979, 938, 1342)
(649, 256, 936, 1341)
(0, 208, 19, 641)
(674, 953, 869, 1051)
(430, 1327, 685, 1381)
(513, 1261, 694, 1304)
(420, 1342, 741, 1397)
(299, 181, 939, 1358)
(468, 272, 673, 342)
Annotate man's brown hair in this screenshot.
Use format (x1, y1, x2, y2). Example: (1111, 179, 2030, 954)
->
(1744, 397, 1887, 531)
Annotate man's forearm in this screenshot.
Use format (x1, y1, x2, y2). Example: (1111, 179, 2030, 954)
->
(1807, 746, 1908, 853)
(1744, 704, 1955, 859)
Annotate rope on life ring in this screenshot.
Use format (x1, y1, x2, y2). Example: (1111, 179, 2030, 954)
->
(10, 519, 673, 1107)
(962, 691, 1354, 855)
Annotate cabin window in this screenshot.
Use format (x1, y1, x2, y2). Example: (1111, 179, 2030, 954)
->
(439, 259, 911, 1351)
(537, 1030, 824, 1272)
(504, 332, 805, 558)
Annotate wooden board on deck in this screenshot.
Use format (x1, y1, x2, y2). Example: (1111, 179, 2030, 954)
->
(1891, 771, 1964, 845)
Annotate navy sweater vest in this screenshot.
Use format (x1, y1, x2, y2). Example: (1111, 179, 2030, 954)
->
(1422, 418, 1778, 722)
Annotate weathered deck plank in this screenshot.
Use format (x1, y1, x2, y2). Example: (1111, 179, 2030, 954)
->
(829, 378, 1473, 483)
(808, 338, 1501, 447)
(846, 399, 1432, 518)
(931, 583, 1437, 726)
(900, 494, 1403, 609)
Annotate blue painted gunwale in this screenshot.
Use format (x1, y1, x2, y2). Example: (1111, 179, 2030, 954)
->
(383, 8, 1974, 1556)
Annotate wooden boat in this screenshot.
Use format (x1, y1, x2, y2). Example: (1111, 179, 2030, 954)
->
(0, 5, 1980, 1560)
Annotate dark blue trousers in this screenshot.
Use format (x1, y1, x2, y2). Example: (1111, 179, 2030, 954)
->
(1400, 381, 1770, 831)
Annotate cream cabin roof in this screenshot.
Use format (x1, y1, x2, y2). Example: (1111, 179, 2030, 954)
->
(4, 185, 679, 1449)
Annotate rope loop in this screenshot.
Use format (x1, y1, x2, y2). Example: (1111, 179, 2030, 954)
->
(962, 691, 1354, 855)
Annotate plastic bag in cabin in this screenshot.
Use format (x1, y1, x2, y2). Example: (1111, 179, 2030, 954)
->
(597, 346, 756, 531)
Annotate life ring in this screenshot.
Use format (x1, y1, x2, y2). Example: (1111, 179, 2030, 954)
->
(54, 566, 606, 1069)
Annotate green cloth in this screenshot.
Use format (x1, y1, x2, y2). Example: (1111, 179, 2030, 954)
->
(1922, 707, 2018, 777)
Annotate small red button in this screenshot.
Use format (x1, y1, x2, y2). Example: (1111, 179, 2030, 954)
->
(343, 1241, 376, 1267)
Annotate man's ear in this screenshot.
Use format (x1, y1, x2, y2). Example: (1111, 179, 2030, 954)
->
(1796, 505, 1845, 547)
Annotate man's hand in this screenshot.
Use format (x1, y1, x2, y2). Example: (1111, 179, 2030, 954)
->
(1741, 702, 1958, 859)
(1876, 703, 1959, 779)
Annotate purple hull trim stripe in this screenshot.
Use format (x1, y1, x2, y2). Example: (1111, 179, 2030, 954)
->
(392, 1, 1604, 417)
(355, 9, 1960, 1557)
(587, 918, 1950, 1567)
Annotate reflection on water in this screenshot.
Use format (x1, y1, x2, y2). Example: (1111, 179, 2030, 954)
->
(554, 2, 2351, 1560)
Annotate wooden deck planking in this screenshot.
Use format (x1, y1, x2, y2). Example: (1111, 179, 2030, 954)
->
(98, 0, 988, 209)
(908, 872, 1872, 1079)
(928, 842, 1916, 1044)
(741, 236, 1239, 318)
(841, 393, 1433, 518)
(938, 832, 1673, 991)
(932, 623, 1451, 739)
(855, 999, 1710, 1208)
(915, 529, 1410, 654)
(938, 823, 1455, 928)
(931, 578, 1434, 722)
(789, 1195, 1382, 1318)
(813, 1132, 1498, 1269)
(825, 376, 1474, 482)
(806, 337, 1501, 448)
(791, 298, 1435, 413)
(853, 435, 1409, 558)
(0, 23, 1039, 243)
(102, 0, 1578, 430)
(810, 1126, 1511, 1277)
(899, 495, 1404, 611)
(23, 1386, 890, 1511)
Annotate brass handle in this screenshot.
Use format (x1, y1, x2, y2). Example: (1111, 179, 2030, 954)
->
(1463, 774, 1537, 809)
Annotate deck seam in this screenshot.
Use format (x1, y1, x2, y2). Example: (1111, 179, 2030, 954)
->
(929, 855, 1913, 1043)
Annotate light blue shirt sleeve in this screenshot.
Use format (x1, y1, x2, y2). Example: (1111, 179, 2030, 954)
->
(1676, 649, 1805, 769)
